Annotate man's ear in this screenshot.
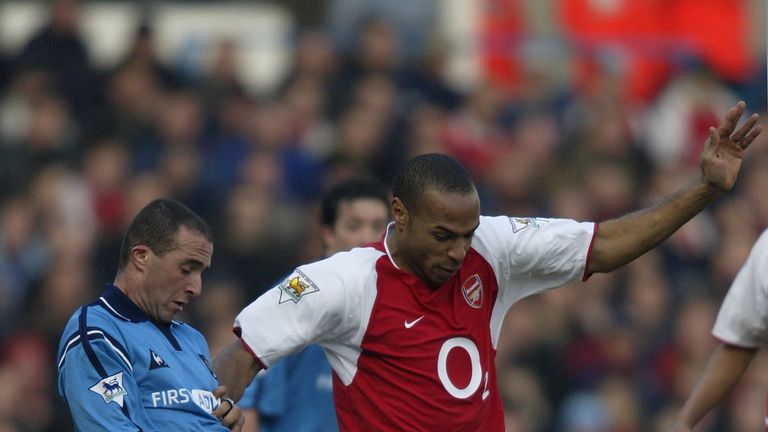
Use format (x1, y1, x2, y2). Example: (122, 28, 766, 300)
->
(392, 198, 408, 229)
(320, 225, 334, 252)
(131, 246, 150, 269)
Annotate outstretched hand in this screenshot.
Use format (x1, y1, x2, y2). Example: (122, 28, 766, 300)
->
(700, 101, 761, 191)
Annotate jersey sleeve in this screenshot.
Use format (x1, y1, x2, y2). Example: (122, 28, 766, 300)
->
(234, 248, 381, 368)
(473, 215, 595, 304)
(57, 319, 147, 430)
(712, 230, 768, 348)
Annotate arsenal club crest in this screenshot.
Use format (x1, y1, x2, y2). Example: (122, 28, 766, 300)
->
(461, 274, 483, 308)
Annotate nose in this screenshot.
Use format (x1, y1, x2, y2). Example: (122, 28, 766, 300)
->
(187, 276, 202, 297)
(447, 238, 470, 264)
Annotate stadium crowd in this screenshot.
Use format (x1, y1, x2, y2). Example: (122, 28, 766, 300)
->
(0, 0, 767, 431)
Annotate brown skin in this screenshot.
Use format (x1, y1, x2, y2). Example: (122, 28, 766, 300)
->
(214, 101, 761, 404)
(669, 344, 756, 431)
(388, 188, 480, 288)
(114, 227, 244, 431)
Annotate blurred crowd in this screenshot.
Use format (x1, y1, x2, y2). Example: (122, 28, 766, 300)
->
(1, 0, 767, 431)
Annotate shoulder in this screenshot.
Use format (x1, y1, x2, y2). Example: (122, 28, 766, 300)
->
(59, 301, 122, 342)
(298, 246, 384, 286)
(311, 245, 384, 270)
(57, 303, 131, 371)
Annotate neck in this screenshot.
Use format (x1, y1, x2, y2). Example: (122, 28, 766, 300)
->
(386, 226, 415, 276)
(113, 273, 144, 312)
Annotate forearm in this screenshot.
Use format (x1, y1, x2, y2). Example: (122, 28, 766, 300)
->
(214, 340, 262, 402)
(675, 344, 756, 428)
(589, 179, 720, 273)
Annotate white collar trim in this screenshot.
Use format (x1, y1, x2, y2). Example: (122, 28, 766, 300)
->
(383, 222, 401, 270)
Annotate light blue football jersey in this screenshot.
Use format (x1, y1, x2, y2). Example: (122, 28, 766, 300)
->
(57, 284, 227, 431)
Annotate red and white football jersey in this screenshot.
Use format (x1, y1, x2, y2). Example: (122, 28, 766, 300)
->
(235, 215, 596, 431)
(713, 229, 768, 348)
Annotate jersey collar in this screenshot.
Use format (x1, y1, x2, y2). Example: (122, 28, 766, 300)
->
(98, 283, 151, 323)
(383, 222, 402, 270)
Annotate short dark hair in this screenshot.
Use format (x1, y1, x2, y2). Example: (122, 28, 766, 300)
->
(321, 177, 389, 227)
(117, 199, 212, 270)
(392, 153, 475, 214)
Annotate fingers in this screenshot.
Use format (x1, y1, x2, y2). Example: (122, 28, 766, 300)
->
(211, 387, 242, 430)
(219, 399, 242, 430)
(713, 101, 762, 150)
(739, 124, 763, 150)
(212, 386, 235, 419)
(706, 126, 718, 149)
(213, 385, 227, 398)
(717, 101, 746, 137)
(731, 114, 760, 143)
(220, 397, 235, 417)
(231, 416, 246, 432)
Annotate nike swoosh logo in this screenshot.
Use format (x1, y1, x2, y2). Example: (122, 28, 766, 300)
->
(404, 316, 424, 329)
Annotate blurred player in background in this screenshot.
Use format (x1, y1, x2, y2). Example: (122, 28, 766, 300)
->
(670, 227, 768, 431)
(239, 177, 389, 432)
(216, 102, 760, 431)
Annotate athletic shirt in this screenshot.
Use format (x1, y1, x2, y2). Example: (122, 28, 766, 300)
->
(57, 284, 227, 431)
(713, 229, 768, 348)
(235, 215, 596, 431)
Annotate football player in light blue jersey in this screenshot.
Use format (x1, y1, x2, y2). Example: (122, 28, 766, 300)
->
(239, 177, 389, 432)
(57, 198, 244, 431)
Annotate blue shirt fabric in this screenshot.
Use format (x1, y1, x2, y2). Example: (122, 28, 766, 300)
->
(57, 284, 227, 431)
(240, 344, 338, 432)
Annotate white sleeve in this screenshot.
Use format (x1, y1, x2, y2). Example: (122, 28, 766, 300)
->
(712, 231, 768, 348)
(234, 248, 381, 368)
(473, 215, 595, 306)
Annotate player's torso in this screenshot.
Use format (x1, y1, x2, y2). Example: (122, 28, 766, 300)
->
(335, 248, 506, 431)
(111, 319, 223, 428)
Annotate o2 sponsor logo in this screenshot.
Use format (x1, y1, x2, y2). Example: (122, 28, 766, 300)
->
(436, 337, 490, 400)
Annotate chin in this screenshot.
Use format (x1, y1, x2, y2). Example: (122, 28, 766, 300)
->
(425, 276, 447, 288)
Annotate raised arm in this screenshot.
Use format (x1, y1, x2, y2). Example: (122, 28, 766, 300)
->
(588, 101, 761, 274)
(214, 340, 264, 402)
(669, 343, 757, 431)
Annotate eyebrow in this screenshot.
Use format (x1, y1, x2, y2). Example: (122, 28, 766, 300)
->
(434, 222, 480, 237)
(181, 258, 210, 270)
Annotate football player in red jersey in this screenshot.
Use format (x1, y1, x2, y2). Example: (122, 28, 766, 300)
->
(216, 102, 760, 431)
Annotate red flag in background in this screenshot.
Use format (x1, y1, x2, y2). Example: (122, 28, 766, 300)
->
(666, 0, 754, 82)
(478, 0, 754, 102)
(480, 0, 527, 92)
(556, 0, 673, 103)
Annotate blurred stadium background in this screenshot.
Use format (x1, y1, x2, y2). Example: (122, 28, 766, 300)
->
(0, 0, 766, 430)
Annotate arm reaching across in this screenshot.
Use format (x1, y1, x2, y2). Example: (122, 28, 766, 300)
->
(588, 101, 761, 274)
(668, 344, 756, 432)
(214, 340, 263, 403)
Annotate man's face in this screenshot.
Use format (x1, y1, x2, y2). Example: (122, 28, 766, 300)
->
(139, 227, 213, 324)
(396, 188, 480, 287)
(324, 198, 389, 255)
